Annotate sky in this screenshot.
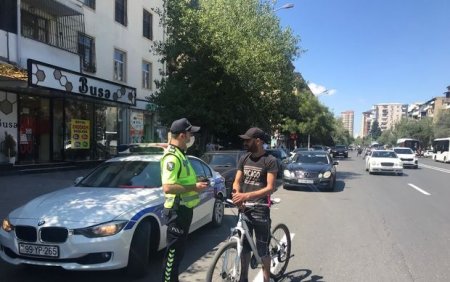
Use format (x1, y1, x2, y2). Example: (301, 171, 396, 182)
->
(277, 0, 450, 136)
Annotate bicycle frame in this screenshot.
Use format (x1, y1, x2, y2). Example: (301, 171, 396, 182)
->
(220, 210, 264, 279)
(207, 198, 290, 282)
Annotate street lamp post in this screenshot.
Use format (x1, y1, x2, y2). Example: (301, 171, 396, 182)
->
(274, 3, 294, 12)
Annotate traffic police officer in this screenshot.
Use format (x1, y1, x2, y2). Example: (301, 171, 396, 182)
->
(160, 118, 208, 282)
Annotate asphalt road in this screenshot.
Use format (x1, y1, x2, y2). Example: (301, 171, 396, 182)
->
(1, 153, 450, 281)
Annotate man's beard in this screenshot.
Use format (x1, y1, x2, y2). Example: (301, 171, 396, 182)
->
(244, 143, 257, 153)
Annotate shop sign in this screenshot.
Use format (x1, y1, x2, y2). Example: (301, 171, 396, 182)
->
(27, 59, 136, 106)
(71, 119, 90, 149)
(130, 111, 144, 143)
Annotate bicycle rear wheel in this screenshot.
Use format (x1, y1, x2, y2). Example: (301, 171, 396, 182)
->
(206, 241, 241, 282)
(269, 223, 291, 280)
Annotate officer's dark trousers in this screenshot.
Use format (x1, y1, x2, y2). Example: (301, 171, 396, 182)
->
(161, 205, 193, 282)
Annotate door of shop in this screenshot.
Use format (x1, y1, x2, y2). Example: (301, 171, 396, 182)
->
(18, 96, 50, 163)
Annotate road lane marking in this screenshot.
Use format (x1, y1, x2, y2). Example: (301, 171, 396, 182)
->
(420, 163, 450, 174)
(408, 183, 431, 196)
(253, 233, 295, 282)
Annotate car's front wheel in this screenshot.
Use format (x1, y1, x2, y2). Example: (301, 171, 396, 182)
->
(127, 221, 151, 278)
(211, 198, 224, 227)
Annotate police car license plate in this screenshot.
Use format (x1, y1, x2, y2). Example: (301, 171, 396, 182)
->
(298, 179, 314, 184)
(19, 243, 59, 258)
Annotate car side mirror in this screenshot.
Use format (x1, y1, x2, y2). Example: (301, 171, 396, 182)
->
(333, 161, 339, 165)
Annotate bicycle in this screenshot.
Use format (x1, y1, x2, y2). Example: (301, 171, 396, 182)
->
(206, 198, 291, 281)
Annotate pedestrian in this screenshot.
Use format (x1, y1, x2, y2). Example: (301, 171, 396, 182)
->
(357, 146, 362, 157)
(232, 127, 278, 282)
(160, 118, 209, 282)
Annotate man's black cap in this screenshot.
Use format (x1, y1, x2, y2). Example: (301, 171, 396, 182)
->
(239, 127, 266, 141)
(170, 118, 200, 134)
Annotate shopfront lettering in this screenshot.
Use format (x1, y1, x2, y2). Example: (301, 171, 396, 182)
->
(0, 119, 18, 128)
(78, 77, 111, 99)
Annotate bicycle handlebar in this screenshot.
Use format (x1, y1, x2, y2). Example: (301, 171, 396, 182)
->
(223, 198, 280, 208)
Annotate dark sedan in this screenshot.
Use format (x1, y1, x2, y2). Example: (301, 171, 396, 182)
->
(283, 151, 338, 191)
(201, 150, 247, 198)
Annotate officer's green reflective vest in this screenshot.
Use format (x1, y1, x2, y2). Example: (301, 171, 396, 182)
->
(161, 145, 200, 209)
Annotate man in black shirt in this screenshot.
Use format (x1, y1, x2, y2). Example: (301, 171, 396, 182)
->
(232, 127, 278, 282)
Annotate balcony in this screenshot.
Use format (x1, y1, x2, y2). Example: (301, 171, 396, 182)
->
(21, 0, 84, 54)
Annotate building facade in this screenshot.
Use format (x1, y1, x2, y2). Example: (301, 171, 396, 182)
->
(373, 103, 408, 131)
(360, 110, 374, 138)
(0, 0, 164, 164)
(340, 110, 354, 137)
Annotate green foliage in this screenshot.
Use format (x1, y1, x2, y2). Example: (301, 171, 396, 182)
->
(332, 118, 353, 145)
(433, 110, 450, 139)
(150, 0, 301, 147)
(370, 121, 382, 140)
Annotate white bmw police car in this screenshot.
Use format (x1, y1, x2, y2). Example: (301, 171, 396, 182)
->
(0, 153, 226, 277)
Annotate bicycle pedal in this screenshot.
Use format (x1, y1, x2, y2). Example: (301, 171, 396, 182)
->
(250, 255, 258, 269)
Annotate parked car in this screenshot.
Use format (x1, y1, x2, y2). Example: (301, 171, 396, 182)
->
(201, 150, 247, 198)
(266, 148, 289, 178)
(423, 149, 434, 158)
(0, 153, 226, 277)
(393, 147, 418, 168)
(331, 145, 348, 158)
(311, 145, 328, 151)
(117, 142, 168, 155)
(365, 150, 403, 175)
(282, 151, 338, 191)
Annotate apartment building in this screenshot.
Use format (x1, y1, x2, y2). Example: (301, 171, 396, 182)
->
(373, 103, 408, 131)
(340, 110, 354, 137)
(360, 110, 374, 138)
(408, 91, 450, 122)
(0, 0, 164, 164)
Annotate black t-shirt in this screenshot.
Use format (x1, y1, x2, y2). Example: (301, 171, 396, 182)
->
(238, 152, 278, 205)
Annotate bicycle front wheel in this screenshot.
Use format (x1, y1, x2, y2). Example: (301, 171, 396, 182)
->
(269, 223, 291, 280)
(206, 241, 241, 282)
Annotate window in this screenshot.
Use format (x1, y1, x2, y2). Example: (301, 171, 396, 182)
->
(78, 33, 96, 73)
(142, 61, 152, 89)
(81, 0, 95, 9)
(21, 10, 48, 43)
(115, 0, 127, 26)
(143, 9, 153, 40)
(114, 49, 126, 82)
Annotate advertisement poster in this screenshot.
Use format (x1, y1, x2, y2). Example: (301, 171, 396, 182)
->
(71, 119, 90, 149)
(130, 111, 144, 143)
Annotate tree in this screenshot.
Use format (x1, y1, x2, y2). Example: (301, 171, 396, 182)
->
(332, 118, 353, 145)
(369, 120, 382, 140)
(150, 0, 300, 148)
(433, 110, 450, 138)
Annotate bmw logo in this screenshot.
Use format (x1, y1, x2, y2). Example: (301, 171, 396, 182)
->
(37, 220, 45, 226)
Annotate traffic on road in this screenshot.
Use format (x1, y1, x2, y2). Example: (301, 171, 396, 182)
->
(1, 151, 450, 281)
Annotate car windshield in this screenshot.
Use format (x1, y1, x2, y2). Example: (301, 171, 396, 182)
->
(294, 153, 329, 164)
(335, 145, 346, 149)
(78, 161, 162, 188)
(394, 148, 414, 154)
(203, 154, 237, 167)
(371, 151, 397, 158)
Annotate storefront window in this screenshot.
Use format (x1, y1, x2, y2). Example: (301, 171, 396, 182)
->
(95, 105, 118, 158)
(18, 96, 50, 163)
(64, 99, 93, 161)
(52, 99, 64, 161)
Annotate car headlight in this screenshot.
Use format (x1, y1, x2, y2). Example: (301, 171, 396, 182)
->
(283, 170, 293, 178)
(2, 218, 14, 232)
(73, 220, 127, 238)
(322, 171, 332, 178)
(370, 160, 379, 166)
